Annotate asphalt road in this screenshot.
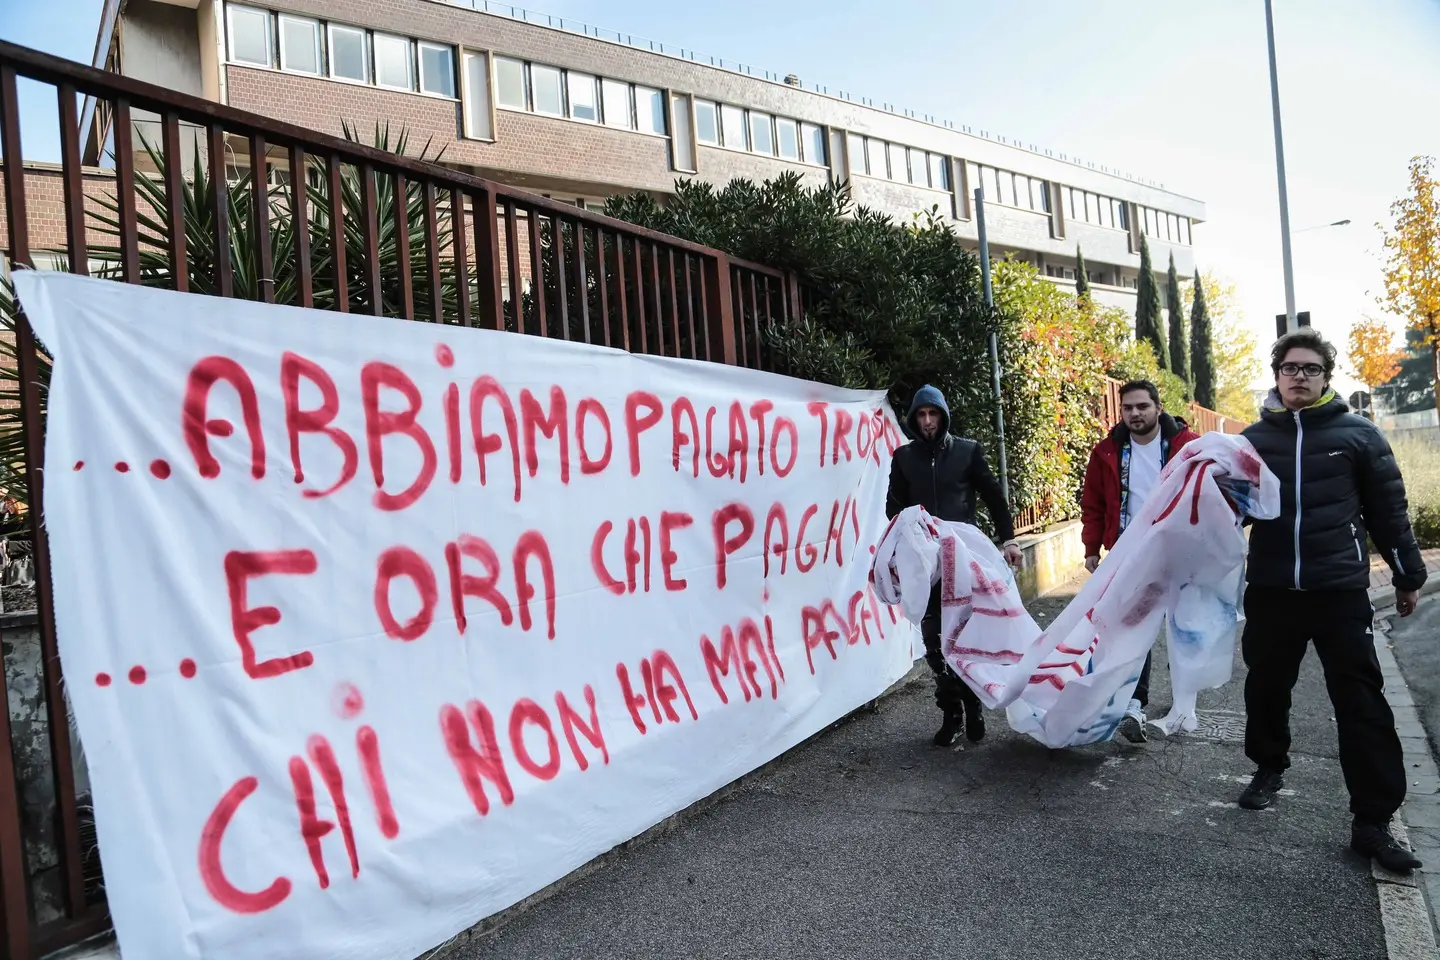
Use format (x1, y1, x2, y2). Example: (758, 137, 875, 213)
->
(452, 580, 1391, 960)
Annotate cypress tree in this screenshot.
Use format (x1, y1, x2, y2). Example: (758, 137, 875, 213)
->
(1190, 268, 1216, 408)
(1135, 234, 1168, 370)
(1166, 253, 1188, 383)
(1075, 245, 1091, 300)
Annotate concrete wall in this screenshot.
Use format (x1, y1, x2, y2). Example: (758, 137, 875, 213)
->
(1014, 520, 1085, 601)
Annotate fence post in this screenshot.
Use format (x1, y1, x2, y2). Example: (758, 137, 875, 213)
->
(704, 252, 737, 365)
(472, 185, 504, 331)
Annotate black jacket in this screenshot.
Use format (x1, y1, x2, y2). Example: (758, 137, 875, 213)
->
(885, 384, 1015, 542)
(1243, 391, 1426, 592)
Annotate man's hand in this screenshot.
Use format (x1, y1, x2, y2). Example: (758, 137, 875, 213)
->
(1084, 555, 1100, 574)
(1002, 541, 1024, 569)
(1397, 588, 1420, 618)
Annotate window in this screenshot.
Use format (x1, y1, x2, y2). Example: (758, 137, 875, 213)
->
(1170, 214, 1181, 242)
(866, 138, 888, 179)
(566, 71, 597, 121)
(227, 5, 271, 67)
(888, 142, 907, 183)
(693, 99, 718, 143)
(670, 93, 695, 171)
(999, 169, 1016, 206)
(328, 24, 367, 83)
(803, 123, 826, 165)
(776, 118, 799, 160)
(1109, 198, 1124, 230)
(277, 15, 321, 75)
(908, 147, 926, 186)
(1143, 207, 1155, 235)
(1033, 179, 1050, 212)
(373, 34, 412, 90)
(495, 56, 526, 110)
(602, 79, 632, 129)
(847, 133, 867, 175)
(749, 112, 774, 155)
(1116, 201, 1129, 230)
(417, 42, 455, 97)
(530, 64, 563, 115)
(1180, 218, 1191, 245)
(635, 86, 666, 135)
(462, 51, 492, 139)
(1014, 174, 1030, 207)
(720, 104, 746, 148)
(929, 153, 948, 191)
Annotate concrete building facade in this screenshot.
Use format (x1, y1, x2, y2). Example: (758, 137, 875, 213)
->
(53, 0, 1205, 312)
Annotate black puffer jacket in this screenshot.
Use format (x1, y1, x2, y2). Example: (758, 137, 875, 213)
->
(1243, 391, 1426, 592)
(885, 384, 1015, 542)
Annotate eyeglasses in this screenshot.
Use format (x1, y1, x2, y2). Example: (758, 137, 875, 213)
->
(1278, 362, 1325, 379)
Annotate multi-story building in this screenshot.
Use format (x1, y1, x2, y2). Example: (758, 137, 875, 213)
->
(54, 0, 1204, 311)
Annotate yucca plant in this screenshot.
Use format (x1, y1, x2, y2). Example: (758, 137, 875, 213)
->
(0, 122, 463, 520)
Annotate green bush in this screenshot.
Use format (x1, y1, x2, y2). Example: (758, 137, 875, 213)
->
(606, 175, 1131, 529)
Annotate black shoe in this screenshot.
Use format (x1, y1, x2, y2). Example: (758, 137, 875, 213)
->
(964, 699, 986, 743)
(1352, 819, 1423, 873)
(932, 711, 962, 747)
(1238, 768, 1284, 810)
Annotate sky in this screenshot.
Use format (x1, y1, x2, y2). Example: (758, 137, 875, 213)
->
(3, 0, 1439, 398)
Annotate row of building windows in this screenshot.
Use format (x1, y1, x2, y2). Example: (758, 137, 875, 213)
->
(1141, 205, 1192, 245)
(845, 134, 951, 191)
(976, 164, 1049, 213)
(1064, 187, 1129, 232)
(227, 5, 458, 98)
(221, 3, 1193, 246)
(694, 100, 826, 165)
(493, 56, 670, 137)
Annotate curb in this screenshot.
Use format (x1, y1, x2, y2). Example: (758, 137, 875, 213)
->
(1372, 613, 1440, 960)
(1368, 575, 1440, 615)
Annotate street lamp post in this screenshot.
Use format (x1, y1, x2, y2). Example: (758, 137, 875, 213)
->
(1265, 0, 1298, 332)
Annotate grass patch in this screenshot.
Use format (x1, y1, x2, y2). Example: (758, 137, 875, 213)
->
(1393, 436, 1440, 548)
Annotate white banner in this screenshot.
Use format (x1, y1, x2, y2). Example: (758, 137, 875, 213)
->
(14, 272, 917, 960)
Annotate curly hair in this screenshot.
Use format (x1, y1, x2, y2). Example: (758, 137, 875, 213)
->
(1270, 328, 1337, 380)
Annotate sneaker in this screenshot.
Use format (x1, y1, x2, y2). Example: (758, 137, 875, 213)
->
(1238, 768, 1285, 810)
(1352, 819, 1423, 873)
(964, 699, 986, 743)
(932, 711, 963, 747)
(1118, 698, 1148, 743)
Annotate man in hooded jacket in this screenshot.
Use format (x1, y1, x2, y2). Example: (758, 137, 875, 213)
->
(1238, 328, 1425, 874)
(886, 384, 1022, 747)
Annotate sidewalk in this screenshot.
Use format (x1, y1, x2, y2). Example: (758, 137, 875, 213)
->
(448, 577, 1416, 960)
(1370, 549, 1440, 593)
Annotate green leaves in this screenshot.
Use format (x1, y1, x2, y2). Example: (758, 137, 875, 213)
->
(605, 173, 1119, 530)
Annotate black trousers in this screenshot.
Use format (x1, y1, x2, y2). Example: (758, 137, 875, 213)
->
(921, 585, 982, 716)
(1241, 585, 1405, 823)
(1134, 651, 1153, 708)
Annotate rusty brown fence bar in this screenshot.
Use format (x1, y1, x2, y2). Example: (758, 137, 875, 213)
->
(0, 36, 804, 958)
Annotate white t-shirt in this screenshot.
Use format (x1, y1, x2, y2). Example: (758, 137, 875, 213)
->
(1124, 433, 1164, 526)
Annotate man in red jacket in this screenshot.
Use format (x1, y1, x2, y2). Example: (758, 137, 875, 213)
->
(1080, 379, 1200, 742)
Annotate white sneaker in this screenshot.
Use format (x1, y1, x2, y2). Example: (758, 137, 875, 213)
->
(1118, 698, 1148, 743)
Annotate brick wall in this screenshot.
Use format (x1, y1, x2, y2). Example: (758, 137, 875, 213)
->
(0, 165, 119, 261)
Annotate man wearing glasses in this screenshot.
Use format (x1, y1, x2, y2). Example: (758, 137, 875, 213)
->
(1237, 329, 1425, 873)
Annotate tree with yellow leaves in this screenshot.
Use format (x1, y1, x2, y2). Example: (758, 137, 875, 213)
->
(1346, 317, 1404, 394)
(1378, 156, 1440, 414)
